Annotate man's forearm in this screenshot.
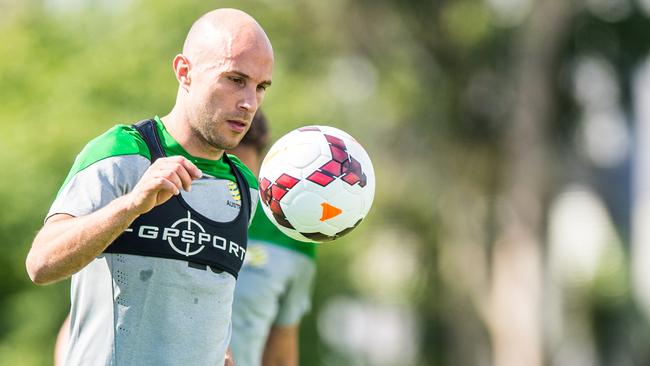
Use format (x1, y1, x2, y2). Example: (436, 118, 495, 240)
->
(26, 194, 140, 285)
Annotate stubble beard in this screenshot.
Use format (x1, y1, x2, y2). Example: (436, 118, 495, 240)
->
(192, 116, 240, 152)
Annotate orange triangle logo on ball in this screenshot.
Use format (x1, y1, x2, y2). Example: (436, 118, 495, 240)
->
(320, 202, 342, 221)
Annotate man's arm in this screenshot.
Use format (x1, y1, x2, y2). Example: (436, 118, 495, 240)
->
(54, 314, 70, 366)
(261, 325, 299, 366)
(25, 156, 201, 285)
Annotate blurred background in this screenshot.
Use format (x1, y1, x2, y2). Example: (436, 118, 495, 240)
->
(3, 0, 650, 365)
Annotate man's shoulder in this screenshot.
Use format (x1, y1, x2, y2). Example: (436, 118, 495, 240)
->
(79, 124, 151, 163)
(71, 124, 151, 172)
(60, 124, 151, 188)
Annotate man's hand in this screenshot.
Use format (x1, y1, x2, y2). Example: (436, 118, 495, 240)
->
(127, 156, 202, 215)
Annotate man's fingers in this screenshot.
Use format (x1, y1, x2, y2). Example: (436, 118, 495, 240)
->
(164, 163, 194, 192)
(164, 156, 201, 178)
(180, 158, 203, 179)
(156, 177, 180, 196)
(152, 158, 201, 192)
(157, 169, 184, 194)
(130, 158, 200, 214)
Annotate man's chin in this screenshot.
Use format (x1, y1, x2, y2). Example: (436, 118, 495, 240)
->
(224, 138, 245, 151)
(210, 140, 240, 152)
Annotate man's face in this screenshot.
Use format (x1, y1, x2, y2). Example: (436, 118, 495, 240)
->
(186, 42, 273, 152)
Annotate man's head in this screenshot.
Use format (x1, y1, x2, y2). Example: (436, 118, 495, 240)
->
(173, 8, 274, 153)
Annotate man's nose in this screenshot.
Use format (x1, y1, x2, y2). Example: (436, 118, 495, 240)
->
(238, 88, 258, 113)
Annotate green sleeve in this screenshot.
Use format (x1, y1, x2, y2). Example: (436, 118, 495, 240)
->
(58, 125, 150, 195)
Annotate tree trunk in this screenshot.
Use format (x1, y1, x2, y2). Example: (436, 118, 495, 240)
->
(486, 1, 579, 365)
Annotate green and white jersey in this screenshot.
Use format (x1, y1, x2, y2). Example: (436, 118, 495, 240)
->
(230, 203, 316, 366)
(50, 117, 258, 366)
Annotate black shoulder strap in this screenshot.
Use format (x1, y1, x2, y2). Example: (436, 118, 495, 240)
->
(133, 119, 166, 161)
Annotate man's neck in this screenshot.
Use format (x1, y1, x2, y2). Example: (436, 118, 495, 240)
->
(160, 109, 224, 161)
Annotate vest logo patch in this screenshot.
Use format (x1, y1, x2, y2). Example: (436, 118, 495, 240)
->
(227, 181, 242, 202)
(125, 211, 246, 260)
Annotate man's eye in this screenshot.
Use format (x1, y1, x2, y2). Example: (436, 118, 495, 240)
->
(229, 77, 245, 85)
(257, 84, 267, 92)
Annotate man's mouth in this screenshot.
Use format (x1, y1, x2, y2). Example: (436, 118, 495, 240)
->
(227, 119, 247, 133)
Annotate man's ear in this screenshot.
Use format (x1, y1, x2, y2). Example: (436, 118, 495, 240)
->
(172, 54, 191, 91)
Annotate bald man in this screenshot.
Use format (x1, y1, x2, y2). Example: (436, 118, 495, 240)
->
(26, 8, 273, 366)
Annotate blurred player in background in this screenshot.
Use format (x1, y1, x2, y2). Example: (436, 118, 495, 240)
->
(229, 110, 317, 366)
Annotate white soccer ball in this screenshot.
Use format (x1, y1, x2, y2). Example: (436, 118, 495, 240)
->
(258, 125, 375, 243)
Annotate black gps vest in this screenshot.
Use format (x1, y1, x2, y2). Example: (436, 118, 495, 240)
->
(104, 119, 252, 278)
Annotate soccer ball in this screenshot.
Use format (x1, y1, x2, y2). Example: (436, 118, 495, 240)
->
(258, 126, 375, 243)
